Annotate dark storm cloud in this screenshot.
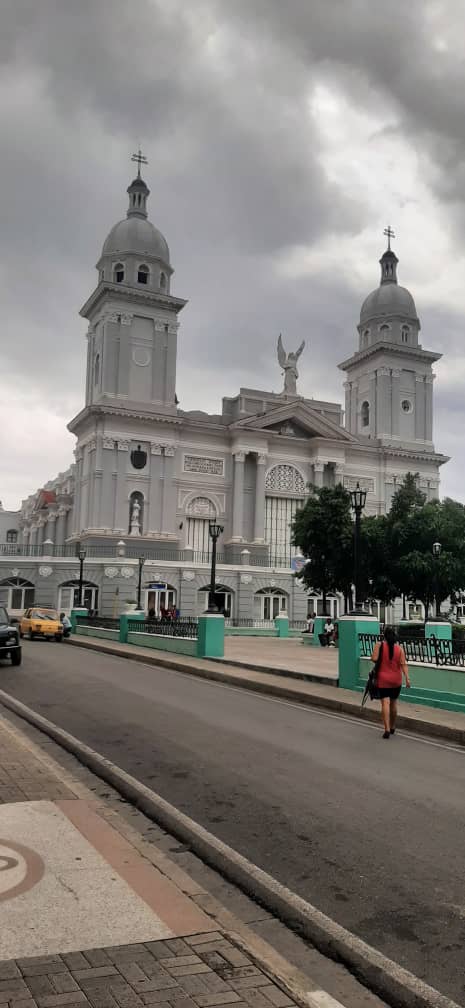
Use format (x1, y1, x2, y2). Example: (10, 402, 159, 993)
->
(1, 0, 465, 506)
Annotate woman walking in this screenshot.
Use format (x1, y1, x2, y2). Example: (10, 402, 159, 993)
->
(371, 626, 410, 738)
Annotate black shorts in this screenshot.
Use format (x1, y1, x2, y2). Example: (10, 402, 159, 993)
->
(378, 686, 401, 700)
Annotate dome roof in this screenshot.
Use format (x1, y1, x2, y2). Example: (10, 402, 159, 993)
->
(360, 283, 418, 325)
(102, 216, 170, 264)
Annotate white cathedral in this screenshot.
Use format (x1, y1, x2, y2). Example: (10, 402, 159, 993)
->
(0, 160, 448, 622)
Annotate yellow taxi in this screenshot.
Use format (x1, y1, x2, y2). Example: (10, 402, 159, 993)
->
(20, 608, 63, 642)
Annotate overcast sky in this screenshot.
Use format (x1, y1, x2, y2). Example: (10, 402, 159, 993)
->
(2, 0, 465, 511)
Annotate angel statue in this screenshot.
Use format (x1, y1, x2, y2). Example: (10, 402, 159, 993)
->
(277, 334, 305, 396)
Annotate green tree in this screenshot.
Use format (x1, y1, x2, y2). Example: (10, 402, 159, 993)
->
(292, 484, 353, 611)
(397, 498, 465, 618)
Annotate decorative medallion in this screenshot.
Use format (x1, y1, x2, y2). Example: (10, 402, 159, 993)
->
(182, 570, 195, 581)
(130, 445, 147, 470)
(132, 348, 151, 367)
(240, 574, 252, 584)
(104, 566, 119, 579)
(121, 566, 134, 579)
(38, 566, 52, 578)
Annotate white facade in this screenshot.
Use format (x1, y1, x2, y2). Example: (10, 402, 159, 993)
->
(0, 167, 449, 620)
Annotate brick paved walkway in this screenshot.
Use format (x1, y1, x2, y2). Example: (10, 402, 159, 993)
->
(0, 935, 294, 1008)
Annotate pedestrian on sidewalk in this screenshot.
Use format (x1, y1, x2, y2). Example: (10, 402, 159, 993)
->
(371, 626, 410, 738)
(60, 612, 71, 638)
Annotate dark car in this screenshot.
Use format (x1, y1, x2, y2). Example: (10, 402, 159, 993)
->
(0, 606, 22, 666)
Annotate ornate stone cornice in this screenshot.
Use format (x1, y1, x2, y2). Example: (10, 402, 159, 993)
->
(79, 282, 187, 321)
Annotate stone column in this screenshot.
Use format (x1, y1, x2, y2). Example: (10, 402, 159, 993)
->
(36, 520, 45, 548)
(313, 462, 324, 488)
(350, 381, 358, 433)
(100, 438, 116, 528)
(253, 454, 266, 541)
(29, 525, 37, 548)
(425, 376, 434, 441)
(115, 440, 129, 533)
(368, 372, 377, 435)
(376, 367, 391, 436)
(232, 451, 245, 540)
(55, 507, 67, 545)
(335, 465, 345, 487)
(160, 445, 176, 534)
(117, 317, 131, 397)
(415, 376, 426, 441)
(148, 444, 163, 533)
(45, 510, 57, 542)
(391, 370, 401, 436)
(343, 382, 351, 431)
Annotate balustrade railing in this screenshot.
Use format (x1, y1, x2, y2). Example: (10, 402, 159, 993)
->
(129, 617, 199, 639)
(75, 616, 120, 630)
(359, 632, 465, 668)
(225, 618, 275, 629)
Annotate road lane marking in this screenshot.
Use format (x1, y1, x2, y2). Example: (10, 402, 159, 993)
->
(136, 660, 465, 756)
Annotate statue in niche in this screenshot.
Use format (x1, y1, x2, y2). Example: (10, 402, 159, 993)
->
(129, 498, 141, 537)
(277, 334, 305, 396)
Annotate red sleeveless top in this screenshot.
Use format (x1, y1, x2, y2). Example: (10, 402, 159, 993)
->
(377, 641, 403, 688)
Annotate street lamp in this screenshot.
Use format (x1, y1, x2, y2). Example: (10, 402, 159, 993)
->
(432, 540, 442, 618)
(137, 556, 145, 611)
(206, 521, 224, 612)
(350, 482, 367, 612)
(78, 545, 87, 607)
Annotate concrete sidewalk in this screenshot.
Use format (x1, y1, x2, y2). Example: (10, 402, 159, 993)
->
(69, 636, 465, 746)
(0, 715, 321, 1007)
(0, 711, 388, 1008)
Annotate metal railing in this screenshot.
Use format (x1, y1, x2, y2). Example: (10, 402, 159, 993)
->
(75, 616, 120, 630)
(225, 618, 274, 628)
(359, 632, 465, 668)
(0, 542, 307, 569)
(128, 617, 199, 639)
(290, 620, 308, 630)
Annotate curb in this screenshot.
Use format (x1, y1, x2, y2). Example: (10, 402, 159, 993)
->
(67, 637, 465, 747)
(0, 689, 459, 1008)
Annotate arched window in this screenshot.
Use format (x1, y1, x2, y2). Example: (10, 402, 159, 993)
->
(264, 466, 305, 566)
(186, 497, 217, 559)
(379, 323, 390, 333)
(58, 579, 99, 615)
(113, 263, 124, 283)
(254, 588, 288, 621)
(160, 272, 166, 290)
(362, 328, 370, 348)
(401, 325, 410, 344)
(129, 491, 144, 535)
(361, 401, 370, 427)
(6, 530, 18, 543)
(0, 577, 34, 612)
(137, 264, 149, 285)
(94, 353, 100, 386)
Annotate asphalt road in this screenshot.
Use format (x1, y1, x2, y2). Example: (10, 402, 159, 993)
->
(1, 641, 465, 1003)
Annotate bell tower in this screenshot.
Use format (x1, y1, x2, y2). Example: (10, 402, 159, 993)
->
(68, 153, 187, 544)
(79, 150, 186, 416)
(338, 231, 441, 449)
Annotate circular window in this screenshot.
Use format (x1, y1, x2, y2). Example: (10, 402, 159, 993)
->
(401, 399, 412, 414)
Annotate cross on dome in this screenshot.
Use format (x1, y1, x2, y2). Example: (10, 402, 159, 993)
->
(131, 148, 148, 178)
(383, 225, 395, 250)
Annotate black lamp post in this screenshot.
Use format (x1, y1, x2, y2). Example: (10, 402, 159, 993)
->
(350, 482, 367, 612)
(78, 546, 87, 607)
(206, 521, 224, 612)
(432, 540, 442, 618)
(137, 556, 145, 611)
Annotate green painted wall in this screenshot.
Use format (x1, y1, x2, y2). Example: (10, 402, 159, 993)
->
(425, 621, 452, 642)
(359, 657, 465, 713)
(75, 626, 119, 641)
(128, 632, 197, 656)
(339, 616, 380, 689)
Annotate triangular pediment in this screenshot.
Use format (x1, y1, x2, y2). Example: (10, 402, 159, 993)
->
(231, 400, 357, 442)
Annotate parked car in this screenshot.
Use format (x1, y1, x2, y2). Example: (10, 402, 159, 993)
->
(0, 606, 22, 665)
(20, 608, 63, 641)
